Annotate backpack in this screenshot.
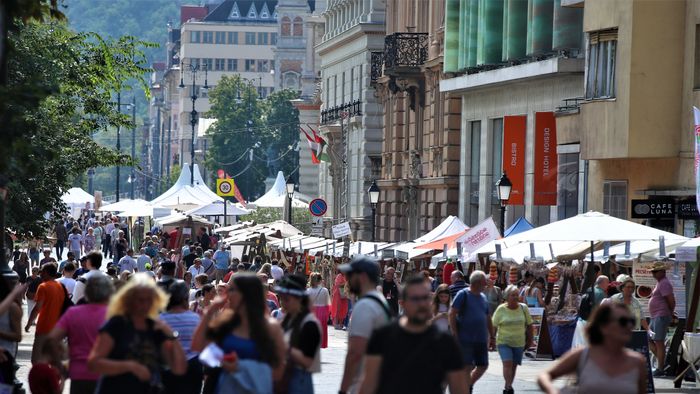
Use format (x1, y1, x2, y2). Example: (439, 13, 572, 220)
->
(59, 283, 74, 316)
(578, 288, 595, 321)
(362, 293, 395, 321)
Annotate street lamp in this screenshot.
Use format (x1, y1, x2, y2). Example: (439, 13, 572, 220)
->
(496, 172, 512, 236)
(368, 180, 380, 242)
(179, 62, 209, 186)
(286, 180, 295, 225)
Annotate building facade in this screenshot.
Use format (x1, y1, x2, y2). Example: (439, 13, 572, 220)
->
(372, 0, 462, 242)
(440, 0, 586, 230)
(316, 0, 386, 240)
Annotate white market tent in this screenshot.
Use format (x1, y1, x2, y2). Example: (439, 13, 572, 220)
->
(392, 215, 470, 260)
(589, 239, 688, 262)
(489, 240, 590, 263)
(186, 200, 250, 216)
(151, 163, 223, 208)
(250, 171, 309, 209)
(61, 187, 95, 217)
(99, 199, 149, 213)
(118, 204, 170, 218)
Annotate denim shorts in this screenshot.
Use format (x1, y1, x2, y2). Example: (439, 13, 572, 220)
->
(497, 344, 524, 365)
(459, 342, 489, 367)
(650, 315, 671, 341)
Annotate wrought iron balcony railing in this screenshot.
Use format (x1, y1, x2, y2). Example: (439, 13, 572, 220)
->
(370, 51, 384, 85)
(383, 33, 429, 72)
(321, 100, 362, 125)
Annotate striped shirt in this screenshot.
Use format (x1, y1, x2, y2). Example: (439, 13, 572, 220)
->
(159, 311, 201, 360)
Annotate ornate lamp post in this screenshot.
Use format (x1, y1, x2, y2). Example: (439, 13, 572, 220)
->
(496, 172, 512, 236)
(286, 180, 295, 225)
(367, 180, 380, 242)
(179, 62, 209, 186)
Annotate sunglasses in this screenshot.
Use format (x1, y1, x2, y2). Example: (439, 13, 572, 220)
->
(406, 295, 431, 303)
(618, 316, 635, 328)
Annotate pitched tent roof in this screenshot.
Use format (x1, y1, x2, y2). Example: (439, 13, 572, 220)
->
(61, 187, 94, 205)
(504, 216, 534, 237)
(204, 0, 278, 22)
(250, 171, 309, 208)
(151, 163, 223, 207)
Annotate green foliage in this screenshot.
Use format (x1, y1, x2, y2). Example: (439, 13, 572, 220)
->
(204, 75, 300, 200)
(241, 208, 312, 234)
(1, 21, 151, 237)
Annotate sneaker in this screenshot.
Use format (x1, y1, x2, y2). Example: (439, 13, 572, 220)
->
(652, 369, 665, 377)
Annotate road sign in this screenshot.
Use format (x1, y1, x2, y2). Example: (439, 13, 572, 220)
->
(216, 179, 235, 197)
(332, 221, 351, 239)
(309, 198, 328, 217)
(311, 217, 324, 237)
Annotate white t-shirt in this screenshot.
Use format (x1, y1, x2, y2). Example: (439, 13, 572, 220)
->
(72, 269, 108, 302)
(307, 286, 330, 307)
(118, 256, 137, 273)
(68, 234, 82, 251)
(57, 277, 76, 298)
(136, 255, 151, 272)
(188, 265, 205, 277)
(271, 265, 284, 281)
(347, 290, 391, 393)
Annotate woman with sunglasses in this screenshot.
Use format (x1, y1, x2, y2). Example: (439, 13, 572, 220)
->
(538, 303, 647, 394)
(602, 275, 649, 332)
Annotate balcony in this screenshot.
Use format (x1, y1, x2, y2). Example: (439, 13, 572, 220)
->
(370, 51, 384, 86)
(383, 33, 429, 76)
(320, 100, 362, 125)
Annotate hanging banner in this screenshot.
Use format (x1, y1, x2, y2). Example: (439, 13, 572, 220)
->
(502, 115, 526, 205)
(534, 112, 558, 205)
(693, 106, 700, 214)
(456, 217, 500, 255)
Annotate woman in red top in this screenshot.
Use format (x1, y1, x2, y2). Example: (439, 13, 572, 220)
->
(331, 271, 348, 329)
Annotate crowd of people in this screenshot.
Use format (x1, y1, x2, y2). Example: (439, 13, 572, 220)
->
(3, 216, 674, 394)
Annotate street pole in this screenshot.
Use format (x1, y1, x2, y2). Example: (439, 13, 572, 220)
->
(371, 205, 376, 242)
(499, 204, 506, 236)
(155, 100, 161, 195)
(116, 91, 121, 202)
(287, 195, 293, 225)
(190, 75, 196, 186)
(130, 96, 136, 200)
(166, 111, 172, 183)
(159, 105, 165, 193)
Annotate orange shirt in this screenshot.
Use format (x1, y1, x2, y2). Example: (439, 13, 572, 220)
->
(35, 280, 65, 335)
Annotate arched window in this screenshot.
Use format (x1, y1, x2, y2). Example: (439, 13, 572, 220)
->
(281, 16, 291, 36)
(293, 16, 303, 36)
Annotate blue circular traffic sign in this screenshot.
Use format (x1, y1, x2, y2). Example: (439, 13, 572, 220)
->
(309, 198, 327, 217)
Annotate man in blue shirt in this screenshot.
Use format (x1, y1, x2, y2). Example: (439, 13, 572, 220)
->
(213, 244, 230, 284)
(448, 270, 495, 392)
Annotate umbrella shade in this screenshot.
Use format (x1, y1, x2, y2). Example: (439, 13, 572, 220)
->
(414, 230, 470, 250)
(186, 200, 250, 216)
(589, 240, 688, 262)
(503, 211, 688, 245)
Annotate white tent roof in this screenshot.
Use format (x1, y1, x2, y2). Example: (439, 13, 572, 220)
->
(503, 211, 688, 245)
(489, 240, 590, 263)
(589, 239, 688, 262)
(186, 200, 250, 216)
(413, 215, 469, 243)
(151, 163, 223, 207)
(250, 171, 309, 208)
(119, 204, 169, 218)
(61, 187, 94, 205)
(156, 211, 212, 226)
(99, 198, 149, 213)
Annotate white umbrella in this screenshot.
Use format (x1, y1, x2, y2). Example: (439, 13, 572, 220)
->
(589, 239, 688, 262)
(186, 200, 250, 216)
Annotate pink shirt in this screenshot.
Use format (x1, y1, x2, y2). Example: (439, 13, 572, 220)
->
(648, 276, 673, 318)
(55, 304, 108, 380)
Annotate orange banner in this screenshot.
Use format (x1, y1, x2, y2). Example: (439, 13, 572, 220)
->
(534, 112, 558, 206)
(502, 116, 526, 205)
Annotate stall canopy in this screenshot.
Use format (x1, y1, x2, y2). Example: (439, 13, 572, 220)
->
(151, 163, 223, 208)
(414, 229, 470, 250)
(504, 216, 534, 237)
(118, 204, 169, 218)
(590, 239, 688, 262)
(250, 171, 309, 208)
(490, 240, 590, 263)
(99, 199, 149, 213)
(155, 212, 212, 227)
(391, 216, 470, 259)
(186, 200, 250, 216)
(61, 187, 95, 216)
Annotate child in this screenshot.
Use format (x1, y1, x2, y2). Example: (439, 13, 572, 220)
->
(28, 338, 64, 394)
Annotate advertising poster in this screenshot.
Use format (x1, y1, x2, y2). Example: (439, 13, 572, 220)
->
(502, 115, 526, 205)
(534, 112, 558, 205)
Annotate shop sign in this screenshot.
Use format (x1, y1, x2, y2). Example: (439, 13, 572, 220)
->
(533, 112, 558, 206)
(678, 198, 699, 219)
(630, 199, 675, 219)
(502, 115, 526, 205)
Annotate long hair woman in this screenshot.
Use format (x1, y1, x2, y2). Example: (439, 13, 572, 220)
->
(306, 273, 330, 348)
(330, 270, 348, 329)
(538, 302, 646, 394)
(431, 284, 451, 332)
(191, 273, 286, 394)
(88, 273, 186, 394)
(277, 274, 322, 394)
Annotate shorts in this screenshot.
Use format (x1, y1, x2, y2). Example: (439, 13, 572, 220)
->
(650, 315, 671, 341)
(459, 342, 489, 367)
(497, 344, 524, 365)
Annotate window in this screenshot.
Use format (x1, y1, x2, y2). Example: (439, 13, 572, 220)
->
(293, 17, 303, 36)
(603, 180, 627, 219)
(202, 31, 213, 44)
(469, 121, 481, 226)
(229, 3, 240, 19)
(490, 118, 503, 206)
(227, 59, 238, 71)
(557, 150, 580, 220)
(245, 32, 256, 45)
(258, 32, 268, 45)
(260, 4, 270, 19)
(190, 31, 200, 43)
(370, 157, 382, 180)
(247, 4, 257, 19)
(585, 29, 617, 99)
(245, 59, 255, 72)
(281, 17, 291, 36)
(214, 58, 225, 71)
(201, 58, 213, 70)
(215, 32, 226, 44)
(271, 33, 278, 45)
(257, 60, 270, 72)
(228, 32, 238, 44)
(191, 58, 200, 68)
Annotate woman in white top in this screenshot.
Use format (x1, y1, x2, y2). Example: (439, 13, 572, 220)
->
(306, 272, 331, 348)
(431, 284, 450, 332)
(537, 302, 646, 394)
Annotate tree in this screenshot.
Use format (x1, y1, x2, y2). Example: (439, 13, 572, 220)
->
(2, 21, 151, 237)
(264, 89, 301, 185)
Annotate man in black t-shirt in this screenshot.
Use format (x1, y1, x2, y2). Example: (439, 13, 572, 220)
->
(381, 267, 400, 316)
(361, 276, 467, 394)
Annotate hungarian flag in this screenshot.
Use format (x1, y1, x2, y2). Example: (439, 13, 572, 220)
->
(301, 126, 328, 164)
(217, 169, 247, 207)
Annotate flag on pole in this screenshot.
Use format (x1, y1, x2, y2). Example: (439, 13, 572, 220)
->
(694, 107, 700, 214)
(301, 125, 329, 164)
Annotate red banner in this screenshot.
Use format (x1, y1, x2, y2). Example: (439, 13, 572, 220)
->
(534, 112, 558, 206)
(502, 116, 526, 205)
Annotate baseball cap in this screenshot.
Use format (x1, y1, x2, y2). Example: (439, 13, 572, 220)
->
(338, 256, 380, 278)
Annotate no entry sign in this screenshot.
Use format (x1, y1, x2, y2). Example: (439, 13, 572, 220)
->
(309, 198, 327, 217)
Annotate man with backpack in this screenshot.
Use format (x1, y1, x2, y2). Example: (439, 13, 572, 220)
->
(448, 270, 494, 392)
(579, 275, 609, 321)
(338, 256, 392, 394)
